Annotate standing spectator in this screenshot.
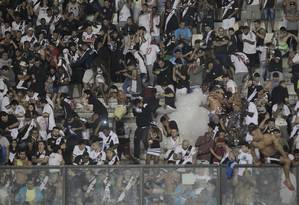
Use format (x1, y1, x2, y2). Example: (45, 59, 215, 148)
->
(221, 0, 239, 30)
(132, 98, 152, 161)
(261, 0, 276, 32)
(242, 26, 257, 73)
(174, 22, 192, 44)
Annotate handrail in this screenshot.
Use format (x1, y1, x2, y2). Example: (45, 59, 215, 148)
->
(0, 164, 290, 169)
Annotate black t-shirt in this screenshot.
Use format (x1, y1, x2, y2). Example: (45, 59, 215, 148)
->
(222, 0, 238, 19)
(155, 61, 174, 86)
(101, 6, 114, 21)
(264, 0, 275, 8)
(213, 36, 229, 54)
(0, 114, 18, 131)
(47, 136, 66, 151)
(88, 96, 108, 120)
(165, 87, 176, 108)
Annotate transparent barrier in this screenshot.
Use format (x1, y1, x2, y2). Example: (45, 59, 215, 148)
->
(65, 167, 141, 205)
(143, 167, 219, 205)
(0, 167, 64, 205)
(221, 166, 298, 205)
(0, 165, 298, 205)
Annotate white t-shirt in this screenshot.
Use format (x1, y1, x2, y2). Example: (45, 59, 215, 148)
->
(145, 44, 160, 65)
(48, 153, 63, 165)
(231, 52, 249, 73)
(242, 32, 257, 54)
(89, 150, 106, 165)
(151, 15, 160, 37)
(72, 145, 91, 158)
(292, 53, 299, 64)
(98, 130, 119, 151)
(174, 145, 197, 164)
(21, 34, 37, 44)
(138, 13, 151, 33)
(272, 104, 291, 116)
(119, 4, 131, 22)
(11, 21, 25, 33)
(245, 102, 258, 125)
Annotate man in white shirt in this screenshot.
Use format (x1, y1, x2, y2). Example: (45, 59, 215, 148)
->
(223, 74, 238, 94)
(145, 42, 160, 85)
(20, 27, 37, 46)
(89, 141, 106, 165)
(138, 3, 151, 33)
(98, 126, 119, 152)
(231, 52, 249, 86)
(245, 101, 258, 125)
(72, 139, 91, 162)
(174, 140, 197, 165)
(242, 26, 257, 73)
(41, 98, 55, 131)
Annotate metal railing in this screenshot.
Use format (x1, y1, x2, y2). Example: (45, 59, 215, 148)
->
(0, 165, 298, 205)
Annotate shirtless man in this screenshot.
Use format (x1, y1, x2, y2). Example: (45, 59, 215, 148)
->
(207, 88, 224, 124)
(248, 123, 295, 191)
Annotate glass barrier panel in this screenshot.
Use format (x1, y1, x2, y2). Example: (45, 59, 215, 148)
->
(0, 167, 64, 205)
(65, 167, 141, 205)
(221, 166, 297, 205)
(143, 167, 220, 205)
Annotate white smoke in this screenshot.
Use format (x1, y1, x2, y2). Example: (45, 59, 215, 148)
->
(168, 88, 209, 145)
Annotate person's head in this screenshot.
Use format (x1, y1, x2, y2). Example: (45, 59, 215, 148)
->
(51, 127, 60, 138)
(174, 49, 182, 59)
(182, 140, 190, 150)
(142, 3, 148, 12)
(254, 20, 261, 28)
(82, 152, 90, 163)
(86, 25, 93, 34)
(127, 17, 133, 25)
(10, 99, 19, 110)
(26, 180, 34, 190)
(133, 98, 143, 108)
(37, 141, 46, 151)
(1, 52, 8, 60)
(272, 72, 280, 81)
(228, 28, 235, 36)
(248, 123, 261, 136)
(217, 27, 225, 36)
(170, 129, 178, 138)
(91, 141, 101, 151)
(31, 128, 39, 138)
(83, 89, 93, 98)
(160, 114, 169, 125)
(158, 59, 165, 68)
(179, 21, 186, 29)
(106, 148, 115, 160)
(78, 139, 86, 150)
(40, 18, 46, 25)
(280, 27, 287, 36)
(27, 27, 34, 36)
(18, 150, 27, 160)
(243, 26, 250, 34)
(102, 127, 110, 137)
(104, 0, 110, 7)
(0, 111, 8, 122)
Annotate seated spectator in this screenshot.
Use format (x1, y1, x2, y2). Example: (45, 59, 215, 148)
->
(174, 22, 192, 44)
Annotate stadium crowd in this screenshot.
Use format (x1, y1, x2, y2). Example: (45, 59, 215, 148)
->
(0, 0, 298, 194)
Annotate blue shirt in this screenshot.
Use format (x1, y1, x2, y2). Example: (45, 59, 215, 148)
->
(174, 28, 192, 41)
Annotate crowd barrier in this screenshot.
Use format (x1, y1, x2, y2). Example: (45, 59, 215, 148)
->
(0, 165, 298, 205)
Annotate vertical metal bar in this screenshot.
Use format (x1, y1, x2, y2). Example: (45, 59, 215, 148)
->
(219, 166, 222, 205)
(297, 166, 299, 205)
(63, 167, 66, 205)
(140, 167, 144, 205)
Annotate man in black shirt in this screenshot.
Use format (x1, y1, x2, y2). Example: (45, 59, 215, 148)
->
(132, 98, 152, 161)
(0, 111, 19, 140)
(153, 59, 174, 86)
(84, 89, 108, 122)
